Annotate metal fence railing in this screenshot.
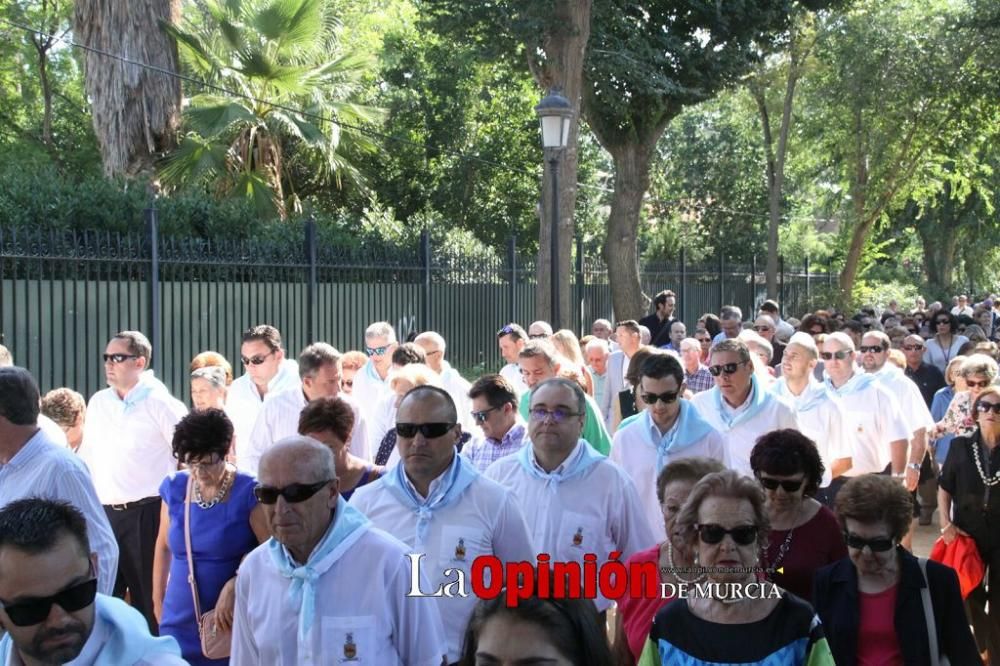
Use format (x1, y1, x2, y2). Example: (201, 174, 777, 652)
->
(0, 217, 832, 401)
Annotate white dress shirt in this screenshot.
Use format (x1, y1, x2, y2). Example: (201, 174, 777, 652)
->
(231, 527, 447, 666)
(79, 372, 187, 504)
(610, 412, 726, 541)
(873, 365, 936, 435)
(499, 362, 529, 396)
(484, 442, 654, 611)
(690, 386, 799, 477)
(771, 379, 852, 487)
(0, 429, 119, 595)
(240, 389, 371, 476)
(225, 359, 300, 446)
(827, 373, 911, 475)
(440, 361, 477, 434)
(351, 360, 392, 423)
(350, 466, 535, 662)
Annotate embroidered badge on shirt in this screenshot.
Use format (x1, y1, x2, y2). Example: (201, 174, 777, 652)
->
(343, 632, 357, 661)
(572, 527, 584, 547)
(455, 538, 467, 561)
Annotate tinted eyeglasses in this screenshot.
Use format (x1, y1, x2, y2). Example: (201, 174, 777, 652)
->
(241, 350, 275, 366)
(820, 350, 852, 361)
(708, 362, 747, 377)
(753, 326, 772, 332)
(967, 379, 992, 389)
(977, 401, 1000, 414)
(758, 476, 804, 492)
(365, 345, 391, 357)
(902, 344, 924, 351)
(844, 532, 894, 552)
(529, 408, 582, 423)
(859, 345, 886, 354)
(528, 334, 548, 339)
(103, 353, 139, 364)
(936, 319, 951, 326)
(641, 390, 680, 405)
(471, 407, 500, 423)
(396, 422, 457, 438)
(0, 577, 97, 627)
(254, 479, 331, 505)
(695, 523, 758, 546)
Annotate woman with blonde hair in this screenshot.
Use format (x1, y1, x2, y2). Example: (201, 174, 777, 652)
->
(551, 329, 595, 395)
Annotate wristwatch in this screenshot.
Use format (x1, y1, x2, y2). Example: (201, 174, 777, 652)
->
(907, 462, 922, 471)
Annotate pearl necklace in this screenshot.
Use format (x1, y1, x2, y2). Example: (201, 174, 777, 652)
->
(666, 540, 705, 584)
(972, 441, 1000, 486)
(194, 466, 234, 509)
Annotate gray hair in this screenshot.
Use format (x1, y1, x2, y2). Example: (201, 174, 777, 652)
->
(365, 322, 397, 344)
(710, 338, 751, 363)
(414, 331, 446, 353)
(519, 339, 557, 366)
(825, 331, 856, 353)
(679, 337, 701, 354)
(720, 305, 743, 322)
(299, 343, 342, 379)
(531, 377, 586, 415)
(960, 353, 998, 381)
(191, 366, 227, 388)
(584, 338, 610, 354)
(264, 436, 337, 483)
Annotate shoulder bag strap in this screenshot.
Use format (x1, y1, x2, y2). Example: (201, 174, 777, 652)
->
(919, 557, 941, 666)
(184, 475, 203, 621)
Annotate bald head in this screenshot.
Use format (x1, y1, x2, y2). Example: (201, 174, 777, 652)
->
(398, 385, 458, 423)
(259, 436, 336, 484)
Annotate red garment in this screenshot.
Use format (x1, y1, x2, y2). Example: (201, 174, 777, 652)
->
(617, 544, 676, 662)
(765, 504, 847, 602)
(929, 533, 986, 598)
(857, 584, 905, 666)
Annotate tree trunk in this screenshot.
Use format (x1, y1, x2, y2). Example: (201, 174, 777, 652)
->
(37, 48, 53, 146)
(74, 0, 183, 178)
(529, 0, 591, 330)
(603, 139, 658, 321)
(919, 223, 957, 290)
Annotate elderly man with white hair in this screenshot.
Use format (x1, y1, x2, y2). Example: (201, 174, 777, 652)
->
(591, 318, 613, 340)
(584, 337, 610, 411)
(770, 333, 853, 504)
(352, 321, 399, 411)
(232, 436, 447, 665)
(678, 337, 713, 393)
(528, 320, 553, 339)
(413, 331, 475, 433)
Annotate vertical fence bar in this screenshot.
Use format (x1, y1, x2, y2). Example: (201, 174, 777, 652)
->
(421, 230, 431, 330)
(805, 256, 811, 310)
(507, 236, 517, 324)
(575, 236, 584, 334)
(750, 254, 757, 311)
(680, 245, 688, 326)
(305, 217, 318, 343)
(718, 250, 725, 311)
(145, 206, 161, 370)
(779, 255, 785, 318)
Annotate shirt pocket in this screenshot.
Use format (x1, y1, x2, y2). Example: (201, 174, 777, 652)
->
(437, 525, 489, 575)
(322, 615, 376, 664)
(556, 511, 610, 564)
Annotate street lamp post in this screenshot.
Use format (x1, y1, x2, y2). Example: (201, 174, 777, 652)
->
(535, 89, 573, 329)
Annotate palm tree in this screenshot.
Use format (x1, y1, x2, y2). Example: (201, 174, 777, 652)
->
(74, 0, 182, 178)
(160, 0, 379, 218)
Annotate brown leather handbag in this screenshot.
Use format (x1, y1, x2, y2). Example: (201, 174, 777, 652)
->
(184, 476, 232, 659)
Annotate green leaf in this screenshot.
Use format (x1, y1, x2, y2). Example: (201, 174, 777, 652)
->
(185, 96, 259, 138)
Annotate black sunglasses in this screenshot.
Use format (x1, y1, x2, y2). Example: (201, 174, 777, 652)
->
(758, 476, 804, 492)
(641, 390, 680, 405)
(241, 351, 275, 366)
(936, 319, 951, 326)
(977, 401, 1000, 414)
(102, 353, 138, 364)
(708, 361, 746, 377)
(858, 345, 886, 354)
(695, 523, 758, 546)
(820, 350, 851, 361)
(844, 532, 895, 552)
(528, 333, 548, 339)
(471, 407, 500, 423)
(254, 479, 331, 505)
(396, 422, 456, 438)
(902, 344, 924, 351)
(0, 578, 97, 627)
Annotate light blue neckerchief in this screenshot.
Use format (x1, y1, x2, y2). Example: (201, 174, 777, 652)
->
(772, 377, 828, 413)
(267, 497, 370, 647)
(120, 371, 162, 413)
(363, 359, 387, 385)
(711, 374, 771, 430)
(516, 438, 604, 494)
(641, 401, 717, 472)
(380, 450, 478, 547)
(824, 370, 878, 397)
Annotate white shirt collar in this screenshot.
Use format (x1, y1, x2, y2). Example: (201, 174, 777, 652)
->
(530, 439, 584, 476)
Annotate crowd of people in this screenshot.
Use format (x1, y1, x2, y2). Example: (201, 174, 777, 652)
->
(0, 289, 999, 664)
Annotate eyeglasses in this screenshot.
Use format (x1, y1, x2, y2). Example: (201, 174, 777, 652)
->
(859, 345, 886, 354)
(844, 532, 895, 552)
(820, 350, 851, 361)
(253, 479, 332, 505)
(528, 333, 549, 340)
(529, 408, 582, 423)
(695, 523, 758, 546)
(902, 344, 924, 351)
(103, 353, 139, 364)
(183, 455, 224, 470)
(936, 319, 951, 326)
(395, 422, 457, 438)
(241, 350, 275, 366)
(967, 379, 992, 389)
(977, 401, 1000, 414)
(365, 345, 391, 357)
(341, 379, 354, 388)
(753, 326, 772, 332)
(708, 362, 747, 377)
(758, 476, 804, 492)
(809, 328, 824, 336)
(641, 390, 680, 405)
(471, 407, 500, 423)
(0, 577, 97, 627)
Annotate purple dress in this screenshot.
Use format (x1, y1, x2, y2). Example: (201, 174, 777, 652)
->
(158, 471, 259, 665)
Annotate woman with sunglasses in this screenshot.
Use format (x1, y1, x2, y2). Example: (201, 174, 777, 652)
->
(613, 457, 725, 665)
(749, 430, 846, 603)
(924, 311, 969, 373)
(814, 475, 978, 665)
(153, 409, 269, 665)
(938, 385, 1000, 660)
(930, 354, 998, 445)
(639, 470, 835, 665)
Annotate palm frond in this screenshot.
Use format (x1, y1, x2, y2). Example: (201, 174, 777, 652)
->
(186, 95, 259, 138)
(160, 134, 229, 186)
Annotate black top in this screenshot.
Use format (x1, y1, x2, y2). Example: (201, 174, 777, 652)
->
(813, 548, 980, 666)
(938, 431, 1000, 552)
(640, 314, 675, 346)
(905, 362, 946, 409)
(769, 339, 786, 368)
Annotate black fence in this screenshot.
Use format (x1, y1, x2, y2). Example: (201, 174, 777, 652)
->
(0, 216, 833, 402)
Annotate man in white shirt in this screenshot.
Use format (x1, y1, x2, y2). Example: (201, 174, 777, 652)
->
(951, 294, 974, 317)
(611, 354, 725, 540)
(414, 331, 475, 434)
(591, 318, 613, 341)
(0, 499, 185, 666)
(485, 378, 654, 612)
(226, 325, 301, 446)
(770, 333, 852, 505)
(351, 386, 535, 663)
(496, 323, 530, 395)
(242, 343, 370, 475)
(711, 305, 744, 344)
(528, 321, 553, 339)
(79, 331, 186, 632)
(584, 338, 610, 414)
(691, 339, 799, 476)
(600, 319, 642, 429)
(232, 437, 447, 665)
(0, 368, 118, 595)
(352, 322, 400, 417)
(821, 332, 911, 492)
